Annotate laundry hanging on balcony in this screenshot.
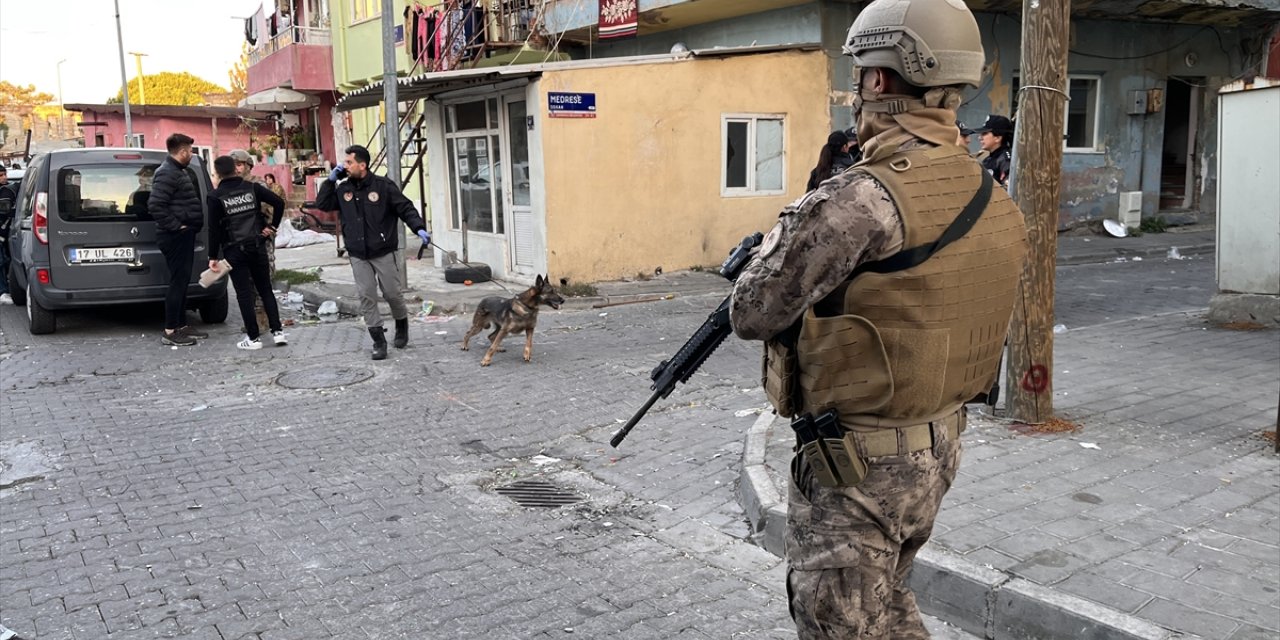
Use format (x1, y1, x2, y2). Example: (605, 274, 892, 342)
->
(598, 0, 637, 40)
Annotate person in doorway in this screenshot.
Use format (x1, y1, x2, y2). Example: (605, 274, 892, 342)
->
(806, 130, 855, 192)
(206, 156, 287, 350)
(729, 0, 1028, 636)
(0, 165, 16, 305)
(976, 114, 1014, 186)
(149, 133, 209, 346)
(315, 145, 431, 361)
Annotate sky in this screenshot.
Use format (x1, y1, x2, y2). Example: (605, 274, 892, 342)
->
(0, 0, 267, 105)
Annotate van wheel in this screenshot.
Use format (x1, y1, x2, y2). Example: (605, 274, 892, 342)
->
(8, 265, 25, 306)
(445, 263, 491, 284)
(199, 290, 229, 324)
(26, 282, 55, 335)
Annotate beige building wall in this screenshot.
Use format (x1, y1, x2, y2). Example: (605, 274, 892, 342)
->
(538, 50, 831, 282)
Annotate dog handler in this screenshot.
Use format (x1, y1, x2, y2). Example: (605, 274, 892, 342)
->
(729, 0, 1027, 636)
(315, 145, 431, 360)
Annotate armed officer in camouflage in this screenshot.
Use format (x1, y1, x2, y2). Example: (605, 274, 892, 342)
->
(729, 0, 1028, 637)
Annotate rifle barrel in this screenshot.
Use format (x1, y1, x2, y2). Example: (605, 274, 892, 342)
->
(611, 388, 663, 448)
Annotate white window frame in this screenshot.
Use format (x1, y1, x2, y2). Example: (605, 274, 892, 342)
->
(443, 96, 504, 235)
(721, 113, 786, 197)
(1063, 75, 1102, 153)
(1012, 73, 1103, 153)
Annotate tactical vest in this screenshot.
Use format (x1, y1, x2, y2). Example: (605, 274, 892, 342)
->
(764, 144, 1027, 426)
(218, 183, 264, 249)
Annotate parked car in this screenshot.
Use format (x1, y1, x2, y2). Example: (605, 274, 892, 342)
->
(4, 148, 228, 334)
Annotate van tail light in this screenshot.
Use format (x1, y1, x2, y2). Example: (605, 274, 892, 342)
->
(37, 269, 50, 285)
(34, 192, 49, 245)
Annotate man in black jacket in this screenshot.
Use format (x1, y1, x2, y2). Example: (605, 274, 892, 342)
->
(206, 156, 287, 350)
(148, 133, 209, 346)
(315, 144, 431, 360)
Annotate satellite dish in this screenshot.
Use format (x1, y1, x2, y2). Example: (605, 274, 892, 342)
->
(1103, 219, 1127, 238)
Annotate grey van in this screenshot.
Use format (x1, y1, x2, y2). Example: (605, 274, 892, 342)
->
(4, 148, 228, 334)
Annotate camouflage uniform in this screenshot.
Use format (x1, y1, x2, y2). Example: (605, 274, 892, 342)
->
(245, 174, 279, 330)
(733, 168, 958, 639)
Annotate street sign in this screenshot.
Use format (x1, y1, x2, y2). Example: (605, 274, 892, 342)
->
(548, 92, 596, 118)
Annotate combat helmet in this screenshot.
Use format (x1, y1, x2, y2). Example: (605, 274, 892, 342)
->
(843, 0, 985, 88)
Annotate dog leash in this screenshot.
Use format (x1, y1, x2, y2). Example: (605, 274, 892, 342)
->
(420, 240, 515, 295)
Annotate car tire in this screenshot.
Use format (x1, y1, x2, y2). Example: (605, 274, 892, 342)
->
(26, 282, 55, 335)
(8, 264, 25, 307)
(199, 289, 229, 324)
(444, 263, 491, 284)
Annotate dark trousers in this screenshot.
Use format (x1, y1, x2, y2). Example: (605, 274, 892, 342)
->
(0, 239, 10, 295)
(157, 230, 195, 330)
(224, 242, 281, 340)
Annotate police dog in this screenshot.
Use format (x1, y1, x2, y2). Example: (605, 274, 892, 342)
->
(461, 275, 565, 366)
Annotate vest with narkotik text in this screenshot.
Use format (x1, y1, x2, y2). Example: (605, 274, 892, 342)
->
(218, 182, 265, 249)
(764, 144, 1027, 426)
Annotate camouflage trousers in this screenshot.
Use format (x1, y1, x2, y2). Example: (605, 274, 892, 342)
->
(253, 239, 276, 329)
(784, 421, 961, 639)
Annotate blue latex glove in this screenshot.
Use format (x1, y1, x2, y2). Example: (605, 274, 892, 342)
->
(328, 167, 347, 182)
(416, 229, 431, 245)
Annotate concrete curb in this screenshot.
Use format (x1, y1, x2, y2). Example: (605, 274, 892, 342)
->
(737, 413, 1180, 640)
(290, 283, 703, 318)
(1056, 241, 1214, 266)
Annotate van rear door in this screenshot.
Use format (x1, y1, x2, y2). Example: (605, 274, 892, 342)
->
(46, 153, 198, 290)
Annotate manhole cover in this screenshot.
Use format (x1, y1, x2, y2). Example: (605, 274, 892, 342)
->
(276, 366, 375, 390)
(495, 480, 582, 508)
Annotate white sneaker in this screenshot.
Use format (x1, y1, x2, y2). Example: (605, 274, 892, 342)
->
(272, 330, 288, 346)
(236, 336, 263, 350)
(0, 293, 12, 305)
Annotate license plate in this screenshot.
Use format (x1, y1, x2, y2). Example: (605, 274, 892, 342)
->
(69, 247, 136, 263)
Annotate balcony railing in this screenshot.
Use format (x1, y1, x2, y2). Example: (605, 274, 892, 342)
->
(249, 26, 331, 65)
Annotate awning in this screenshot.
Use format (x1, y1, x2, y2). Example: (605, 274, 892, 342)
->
(335, 43, 822, 113)
(239, 87, 321, 112)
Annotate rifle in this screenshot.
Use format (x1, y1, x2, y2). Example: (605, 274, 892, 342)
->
(610, 232, 762, 448)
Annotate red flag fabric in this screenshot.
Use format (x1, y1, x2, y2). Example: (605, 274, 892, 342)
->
(599, 0, 638, 40)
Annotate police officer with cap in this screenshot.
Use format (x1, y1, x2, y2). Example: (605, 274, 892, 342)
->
(729, 0, 1028, 636)
(976, 114, 1014, 186)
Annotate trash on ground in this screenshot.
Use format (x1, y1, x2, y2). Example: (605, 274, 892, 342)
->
(318, 300, 339, 316)
(1079, 442, 1102, 450)
(422, 300, 435, 315)
(1053, 324, 1068, 334)
(1167, 247, 1185, 260)
(530, 455, 560, 466)
(191, 404, 208, 412)
(434, 330, 448, 335)
(734, 408, 762, 418)
(1132, 256, 1143, 261)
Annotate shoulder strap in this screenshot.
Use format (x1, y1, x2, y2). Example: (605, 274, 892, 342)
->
(851, 169, 993, 277)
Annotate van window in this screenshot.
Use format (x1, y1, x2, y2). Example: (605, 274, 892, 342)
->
(56, 164, 161, 222)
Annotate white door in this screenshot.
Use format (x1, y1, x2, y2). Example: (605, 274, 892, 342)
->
(503, 98, 536, 272)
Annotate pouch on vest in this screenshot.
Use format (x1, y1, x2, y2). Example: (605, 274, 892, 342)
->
(796, 306, 893, 416)
(762, 340, 799, 418)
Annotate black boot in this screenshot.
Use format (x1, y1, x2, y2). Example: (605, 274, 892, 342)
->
(369, 326, 388, 361)
(393, 317, 409, 349)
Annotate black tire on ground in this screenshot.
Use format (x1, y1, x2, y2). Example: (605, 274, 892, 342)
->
(8, 263, 26, 306)
(444, 263, 492, 284)
(199, 289, 230, 324)
(26, 282, 55, 334)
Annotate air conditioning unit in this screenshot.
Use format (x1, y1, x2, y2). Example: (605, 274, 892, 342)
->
(1118, 191, 1142, 228)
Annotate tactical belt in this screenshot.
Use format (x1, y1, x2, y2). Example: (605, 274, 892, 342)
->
(853, 410, 966, 458)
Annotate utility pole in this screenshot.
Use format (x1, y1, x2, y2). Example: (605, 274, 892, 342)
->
(381, 0, 406, 283)
(56, 59, 67, 139)
(113, 0, 134, 144)
(128, 52, 149, 105)
(1005, 0, 1071, 422)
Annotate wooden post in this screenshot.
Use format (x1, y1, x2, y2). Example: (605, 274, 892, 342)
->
(1005, 0, 1071, 422)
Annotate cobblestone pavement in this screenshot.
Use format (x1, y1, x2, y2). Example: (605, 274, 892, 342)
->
(759, 253, 1280, 639)
(0, 287, 976, 638)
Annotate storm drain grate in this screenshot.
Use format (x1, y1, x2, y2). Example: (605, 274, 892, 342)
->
(495, 480, 582, 508)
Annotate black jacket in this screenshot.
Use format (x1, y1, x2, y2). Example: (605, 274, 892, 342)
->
(983, 146, 1012, 187)
(316, 173, 426, 260)
(0, 182, 16, 238)
(207, 177, 285, 260)
(149, 156, 204, 234)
